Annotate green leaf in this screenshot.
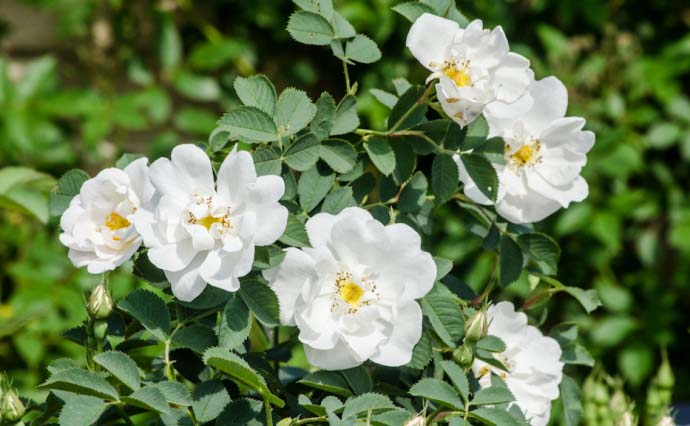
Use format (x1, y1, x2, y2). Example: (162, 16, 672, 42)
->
(15, 56, 55, 101)
(647, 122, 680, 149)
(311, 93, 337, 140)
(299, 371, 353, 397)
(560, 375, 583, 426)
(420, 293, 464, 346)
(332, 95, 359, 135)
(57, 393, 107, 426)
(331, 11, 356, 38)
(276, 88, 317, 135)
(476, 336, 506, 353)
(440, 360, 469, 402)
(392, 140, 417, 184)
(499, 235, 523, 286)
(340, 366, 373, 395)
(215, 398, 263, 426)
(155, 381, 193, 406)
(320, 139, 357, 173)
(432, 153, 459, 203)
(287, 11, 335, 46)
(0, 166, 55, 223)
(406, 329, 432, 370)
(284, 133, 321, 171)
(218, 296, 252, 350)
(370, 89, 398, 109)
(233, 74, 277, 116)
(398, 172, 428, 213)
(217, 107, 278, 142)
(388, 86, 428, 130)
(40, 368, 119, 400)
(344, 34, 381, 64)
(460, 153, 498, 202)
(279, 214, 311, 247)
(173, 71, 221, 102)
(463, 117, 489, 150)
(298, 163, 335, 212)
(203, 347, 285, 407)
(409, 378, 464, 410)
(118, 289, 171, 341)
(321, 187, 356, 214)
(517, 233, 561, 275)
(253, 146, 283, 176)
(50, 169, 89, 217)
(94, 351, 140, 391)
(160, 16, 181, 72)
(122, 385, 171, 414)
(342, 393, 396, 420)
(433, 257, 453, 281)
(192, 380, 231, 424)
(364, 136, 396, 176)
(188, 38, 246, 71)
(563, 287, 601, 313)
(239, 280, 281, 327)
(171, 325, 217, 353)
(471, 386, 515, 406)
(392, 2, 435, 22)
(471, 407, 524, 426)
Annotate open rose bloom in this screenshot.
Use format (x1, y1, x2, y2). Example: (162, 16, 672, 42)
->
(263, 207, 436, 370)
(59, 158, 155, 273)
(134, 144, 287, 301)
(406, 13, 531, 127)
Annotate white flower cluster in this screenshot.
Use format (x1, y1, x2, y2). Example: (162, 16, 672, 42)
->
(407, 13, 595, 224)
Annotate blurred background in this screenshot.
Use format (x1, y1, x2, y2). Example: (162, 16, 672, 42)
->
(1, 0, 689, 421)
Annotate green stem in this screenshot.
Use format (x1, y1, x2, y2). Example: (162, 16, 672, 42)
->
(389, 83, 434, 133)
(265, 400, 273, 426)
(342, 60, 351, 94)
(293, 417, 327, 425)
(164, 339, 175, 381)
(116, 405, 135, 426)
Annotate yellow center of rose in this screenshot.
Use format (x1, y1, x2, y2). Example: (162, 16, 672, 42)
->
(339, 282, 365, 306)
(198, 215, 224, 230)
(104, 212, 130, 231)
(508, 141, 542, 168)
(444, 66, 471, 87)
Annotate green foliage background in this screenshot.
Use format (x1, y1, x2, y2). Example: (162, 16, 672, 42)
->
(1, 0, 689, 412)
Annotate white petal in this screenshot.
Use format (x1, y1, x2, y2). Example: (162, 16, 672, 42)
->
(296, 295, 339, 350)
(522, 77, 568, 136)
(406, 13, 459, 71)
(171, 144, 214, 194)
(526, 172, 588, 208)
(147, 238, 197, 272)
(149, 158, 190, 200)
(465, 23, 509, 69)
(263, 248, 317, 325)
(249, 175, 288, 246)
(491, 52, 531, 103)
(495, 188, 562, 224)
(124, 157, 155, 204)
(200, 244, 255, 288)
(217, 147, 257, 205)
(166, 253, 207, 302)
(437, 81, 483, 128)
(534, 148, 585, 187)
(370, 302, 423, 366)
(305, 207, 373, 248)
(303, 338, 363, 371)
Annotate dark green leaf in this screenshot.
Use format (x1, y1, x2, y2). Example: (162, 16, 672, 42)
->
(364, 136, 396, 176)
(49, 169, 89, 216)
(253, 146, 283, 176)
(340, 365, 373, 395)
(332, 95, 359, 135)
(460, 153, 498, 202)
(409, 378, 464, 410)
(341, 393, 396, 420)
(239, 280, 281, 327)
(392, 2, 435, 22)
(218, 296, 252, 350)
(398, 172, 428, 213)
(420, 293, 464, 346)
(299, 371, 352, 397)
(471, 407, 524, 426)
(94, 351, 140, 391)
(284, 133, 321, 171)
(279, 213, 311, 247)
(122, 385, 171, 414)
(517, 233, 561, 275)
(560, 375, 583, 426)
(172, 325, 217, 353)
(563, 287, 601, 313)
(155, 381, 193, 406)
(499, 235, 523, 286)
(41, 368, 118, 400)
(57, 393, 106, 426)
(476, 336, 507, 353)
(192, 380, 231, 423)
(311, 93, 337, 141)
(320, 139, 357, 173)
(388, 86, 427, 131)
(406, 329, 432, 370)
(321, 187, 356, 214)
(440, 360, 469, 402)
(298, 163, 335, 212)
(463, 117, 489, 150)
(217, 107, 277, 142)
(215, 398, 263, 426)
(471, 386, 515, 406)
(431, 153, 459, 203)
(118, 289, 171, 341)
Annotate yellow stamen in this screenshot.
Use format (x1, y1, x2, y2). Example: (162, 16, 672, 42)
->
(104, 212, 130, 231)
(339, 282, 365, 306)
(511, 145, 536, 166)
(444, 66, 471, 87)
(198, 215, 223, 230)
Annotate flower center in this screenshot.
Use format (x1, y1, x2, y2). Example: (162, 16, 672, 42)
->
(198, 215, 223, 230)
(444, 65, 472, 87)
(506, 140, 542, 168)
(339, 282, 365, 306)
(332, 271, 380, 315)
(104, 212, 130, 231)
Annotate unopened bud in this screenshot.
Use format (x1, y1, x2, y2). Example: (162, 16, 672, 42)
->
(276, 418, 293, 426)
(404, 415, 426, 426)
(464, 310, 488, 342)
(452, 344, 474, 369)
(658, 415, 676, 426)
(88, 282, 113, 320)
(1, 386, 25, 422)
(657, 355, 675, 390)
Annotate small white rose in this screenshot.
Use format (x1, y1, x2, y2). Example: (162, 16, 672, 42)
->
(263, 207, 436, 370)
(456, 76, 595, 224)
(133, 144, 287, 302)
(406, 13, 531, 127)
(471, 302, 564, 426)
(59, 158, 155, 274)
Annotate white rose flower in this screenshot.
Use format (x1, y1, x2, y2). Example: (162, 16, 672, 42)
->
(406, 13, 531, 127)
(133, 144, 287, 302)
(658, 415, 676, 426)
(262, 207, 436, 370)
(455, 76, 595, 224)
(472, 302, 564, 426)
(59, 158, 154, 274)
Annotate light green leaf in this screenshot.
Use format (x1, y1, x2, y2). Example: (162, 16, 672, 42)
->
(344, 34, 382, 64)
(342, 393, 396, 420)
(370, 89, 398, 109)
(332, 95, 359, 135)
(173, 71, 221, 102)
(463, 117, 489, 150)
(406, 329, 432, 370)
(460, 153, 498, 202)
(49, 169, 89, 217)
(94, 351, 140, 391)
(470, 407, 524, 426)
(217, 107, 278, 142)
(321, 187, 356, 214)
(499, 235, 523, 286)
(117, 289, 171, 341)
(57, 393, 107, 426)
(287, 11, 335, 46)
(298, 163, 335, 212)
(431, 153, 459, 203)
(409, 378, 464, 410)
(155, 381, 193, 406)
(420, 293, 464, 346)
(218, 296, 252, 350)
(440, 360, 469, 402)
(471, 386, 515, 406)
(279, 214, 311, 247)
(159, 16, 181, 72)
(332, 11, 356, 39)
(40, 368, 119, 400)
(0, 166, 54, 223)
(320, 139, 357, 173)
(188, 38, 246, 71)
(560, 375, 583, 426)
(233, 74, 277, 116)
(239, 280, 281, 327)
(299, 371, 353, 397)
(122, 385, 171, 414)
(284, 133, 321, 171)
(171, 325, 217, 353)
(276, 88, 317, 135)
(253, 146, 283, 176)
(364, 136, 396, 176)
(398, 172, 428, 213)
(476, 336, 506, 353)
(563, 287, 601, 313)
(311, 93, 337, 140)
(392, 2, 435, 22)
(517, 233, 561, 275)
(192, 380, 231, 423)
(433, 257, 453, 281)
(203, 347, 285, 407)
